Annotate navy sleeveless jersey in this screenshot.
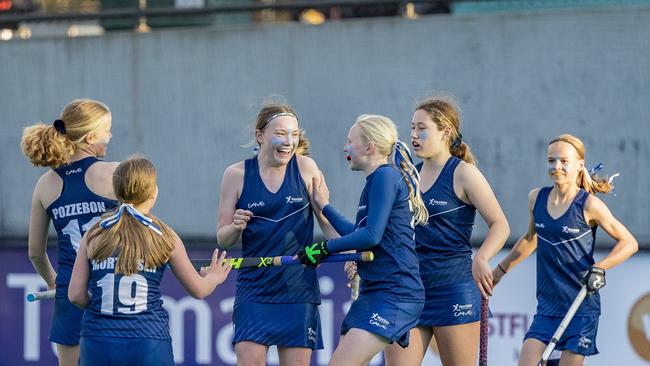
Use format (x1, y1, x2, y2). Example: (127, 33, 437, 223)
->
(81, 257, 170, 340)
(415, 157, 477, 287)
(533, 187, 600, 316)
(234, 155, 319, 304)
(47, 157, 117, 288)
(355, 165, 424, 303)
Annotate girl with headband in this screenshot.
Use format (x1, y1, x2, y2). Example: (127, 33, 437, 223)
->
(492, 134, 637, 365)
(384, 96, 510, 366)
(21, 99, 119, 366)
(68, 157, 231, 365)
(299, 114, 427, 365)
(216, 102, 337, 366)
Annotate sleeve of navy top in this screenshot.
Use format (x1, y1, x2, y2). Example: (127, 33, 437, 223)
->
(325, 167, 400, 253)
(322, 204, 356, 236)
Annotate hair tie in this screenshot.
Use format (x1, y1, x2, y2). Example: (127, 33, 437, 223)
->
(588, 163, 603, 176)
(100, 203, 162, 235)
(53, 119, 66, 135)
(451, 133, 463, 150)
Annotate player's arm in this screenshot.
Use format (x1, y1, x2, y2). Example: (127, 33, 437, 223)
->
(69, 237, 91, 309)
(492, 188, 540, 286)
(458, 163, 510, 297)
(324, 168, 398, 252)
(169, 232, 231, 299)
(216, 163, 251, 248)
(297, 155, 340, 239)
(28, 176, 56, 290)
(585, 195, 638, 270)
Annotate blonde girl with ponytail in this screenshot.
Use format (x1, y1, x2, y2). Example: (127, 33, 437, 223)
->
(68, 157, 231, 366)
(20, 99, 119, 366)
(299, 114, 427, 366)
(491, 134, 637, 366)
(385, 95, 510, 366)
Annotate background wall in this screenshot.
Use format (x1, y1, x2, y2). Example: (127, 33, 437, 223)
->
(1, 5, 649, 247)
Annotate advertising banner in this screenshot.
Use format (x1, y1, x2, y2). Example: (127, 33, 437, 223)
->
(1, 248, 649, 365)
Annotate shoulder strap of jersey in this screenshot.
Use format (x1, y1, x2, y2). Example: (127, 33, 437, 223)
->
(533, 186, 551, 213)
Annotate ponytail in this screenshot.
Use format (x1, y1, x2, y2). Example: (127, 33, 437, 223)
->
(86, 210, 176, 276)
(578, 165, 615, 194)
(392, 141, 429, 225)
(21, 123, 75, 168)
(449, 136, 477, 166)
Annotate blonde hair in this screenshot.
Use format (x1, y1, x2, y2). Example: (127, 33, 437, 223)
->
(548, 134, 613, 194)
(354, 114, 429, 225)
(86, 157, 175, 275)
(416, 96, 477, 165)
(21, 99, 111, 168)
(253, 102, 310, 156)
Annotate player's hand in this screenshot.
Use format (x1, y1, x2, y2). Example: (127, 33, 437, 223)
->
(344, 261, 357, 282)
(582, 266, 606, 294)
(310, 171, 330, 212)
(472, 257, 493, 298)
(298, 241, 331, 268)
(200, 249, 232, 286)
(232, 209, 253, 231)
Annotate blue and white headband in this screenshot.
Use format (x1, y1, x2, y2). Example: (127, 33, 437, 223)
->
(100, 203, 162, 236)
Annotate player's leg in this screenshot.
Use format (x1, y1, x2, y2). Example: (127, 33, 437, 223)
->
(432, 322, 480, 366)
(235, 341, 269, 366)
(558, 350, 585, 366)
(518, 338, 546, 366)
(277, 347, 312, 366)
(56, 344, 80, 366)
(51, 294, 83, 366)
(384, 326, 433, 366)
(329, 328, 387, 366)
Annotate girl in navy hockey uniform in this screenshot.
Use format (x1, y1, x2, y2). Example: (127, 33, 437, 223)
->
(385, 96, 510, 366)
(493, 134, 638, 366)
(21, 99, 119, 366)
(299, 114, 427, 366)
(217, 102, 336, 366)
(68, 157, 231, 365)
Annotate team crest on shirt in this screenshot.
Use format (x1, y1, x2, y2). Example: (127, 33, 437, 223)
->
(307, 327, 316, 342)
(285, 195, 304, 204)
(247, 201, 265, 208)
(562, 226, 580, 234)
(428, 198, 448, 206)
(369, 313, 390, 329)
(452, 303, 473, 317)
(578, 336, 592, 349)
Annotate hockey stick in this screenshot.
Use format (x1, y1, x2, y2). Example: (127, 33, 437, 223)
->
(537, 285, 588, 366)
(192, 251, 374, 270)
(479, 296, 489, 366)
(26, 290, 55, 302)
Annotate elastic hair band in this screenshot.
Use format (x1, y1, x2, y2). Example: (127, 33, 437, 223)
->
(53, 119, 66, 135)
(100, 203, 162, 235)
(263, 112, 296, 127)
(451, 133, 463, 150)
(498, 263, 508, 274)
